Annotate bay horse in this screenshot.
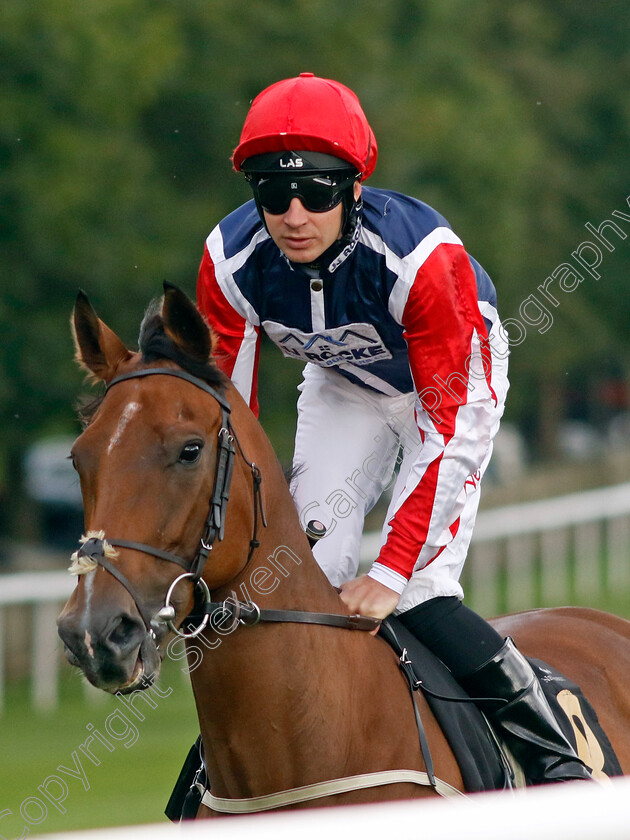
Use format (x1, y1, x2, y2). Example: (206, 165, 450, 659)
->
(58, 284, 630, 817)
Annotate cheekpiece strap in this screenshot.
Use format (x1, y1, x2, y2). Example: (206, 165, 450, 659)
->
(191, 408, 236, 580)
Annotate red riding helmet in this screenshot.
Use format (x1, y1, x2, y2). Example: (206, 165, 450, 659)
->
(232, 73, 378, 181)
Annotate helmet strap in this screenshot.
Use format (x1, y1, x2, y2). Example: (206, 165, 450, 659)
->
(310, 194, 362, 273)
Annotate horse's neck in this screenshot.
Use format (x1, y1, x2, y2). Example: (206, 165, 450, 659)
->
(187, 392, 440, 800)
(189, 394, 379, 790)
(215, 392, 344, 615)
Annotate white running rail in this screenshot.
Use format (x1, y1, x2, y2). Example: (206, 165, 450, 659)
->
(360, 480, 630, 615)
(3, 481, 630, 712)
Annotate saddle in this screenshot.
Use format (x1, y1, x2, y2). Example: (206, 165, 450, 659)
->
(165, 615, 623, 820)
(379, 616, 622, 790)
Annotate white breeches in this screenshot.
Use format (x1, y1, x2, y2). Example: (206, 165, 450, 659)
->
(290, 364, 491, 613)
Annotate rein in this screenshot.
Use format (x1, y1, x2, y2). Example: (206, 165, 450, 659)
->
(188, 595, 381, 633)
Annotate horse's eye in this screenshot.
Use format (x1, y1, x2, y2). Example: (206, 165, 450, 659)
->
(179, 442, 204, 464)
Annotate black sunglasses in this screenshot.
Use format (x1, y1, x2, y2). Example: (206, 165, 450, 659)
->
(249, 173, 357, 215)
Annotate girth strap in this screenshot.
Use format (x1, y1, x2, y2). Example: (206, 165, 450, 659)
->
(198, 769, 464, 814)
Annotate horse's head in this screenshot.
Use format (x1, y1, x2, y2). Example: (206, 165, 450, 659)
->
(57, 284, 254, 693)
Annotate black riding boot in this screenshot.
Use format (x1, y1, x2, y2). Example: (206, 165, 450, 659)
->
(459, 637, 592, 784)
(398, 597, 591, 785)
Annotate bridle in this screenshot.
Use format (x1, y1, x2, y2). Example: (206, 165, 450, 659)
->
(74, 365, 380, 643)
(71, 362, 453, 809)
(75, 366, 266, 640)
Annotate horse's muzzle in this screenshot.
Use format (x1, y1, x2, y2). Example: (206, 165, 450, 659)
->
(57, 609, 163, 693)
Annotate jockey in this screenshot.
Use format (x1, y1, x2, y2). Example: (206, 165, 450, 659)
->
(197, 72, 590, 784)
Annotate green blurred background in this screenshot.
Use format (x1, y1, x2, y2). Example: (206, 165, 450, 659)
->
(3, 0, 630, 525)
(2, 0, 630, 834)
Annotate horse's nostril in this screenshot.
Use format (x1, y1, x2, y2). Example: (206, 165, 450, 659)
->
(106, 614, 145, 655)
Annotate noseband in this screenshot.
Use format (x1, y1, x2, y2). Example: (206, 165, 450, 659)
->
(75, 367, 266, 638)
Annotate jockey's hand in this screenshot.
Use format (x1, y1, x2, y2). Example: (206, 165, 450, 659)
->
(338, 575, 400, 624)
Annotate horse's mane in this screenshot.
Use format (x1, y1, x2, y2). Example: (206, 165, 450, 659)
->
(76, 298, 227, 428)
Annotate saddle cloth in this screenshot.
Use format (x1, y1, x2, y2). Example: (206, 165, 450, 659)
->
(380, 616, 623, 790)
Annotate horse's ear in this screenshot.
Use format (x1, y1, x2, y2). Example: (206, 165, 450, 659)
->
(72, 291, 132, 383)
(161, 282, 212, 364)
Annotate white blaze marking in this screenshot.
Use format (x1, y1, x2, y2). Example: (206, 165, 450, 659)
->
(83, 567, 96, 633)
(84, 629, 95, 658)
(107, 402, 141, 454)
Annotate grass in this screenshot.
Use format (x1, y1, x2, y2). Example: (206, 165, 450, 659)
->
(3, 578, 630, 837)
(0, 659, 198, 836)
